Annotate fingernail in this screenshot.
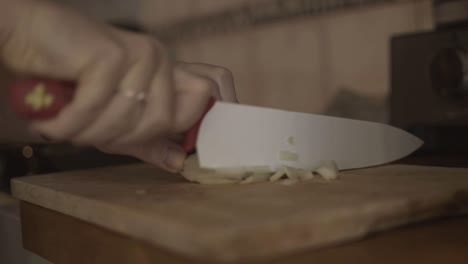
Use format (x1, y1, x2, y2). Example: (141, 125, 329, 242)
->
(164, 147, 186, 172)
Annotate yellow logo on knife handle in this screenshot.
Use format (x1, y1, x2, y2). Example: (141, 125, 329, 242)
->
(25, 83, 55, 111)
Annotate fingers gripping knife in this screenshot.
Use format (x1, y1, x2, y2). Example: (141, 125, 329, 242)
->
(8, 78, 215, 154)
(9, 78, 423, 172)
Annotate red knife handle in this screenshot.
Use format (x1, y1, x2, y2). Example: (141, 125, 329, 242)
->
(9, 78, 75, 120)
(8, 78, 215, 153)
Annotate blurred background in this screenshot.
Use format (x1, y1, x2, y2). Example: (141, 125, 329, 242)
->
(57, 0, 432, 118)
(2, 0, 468, 192)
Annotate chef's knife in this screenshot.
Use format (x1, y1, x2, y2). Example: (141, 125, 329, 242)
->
(8, 78, 213, 153)
(196, 102, 422, 171)
(9, 78, 423, 171)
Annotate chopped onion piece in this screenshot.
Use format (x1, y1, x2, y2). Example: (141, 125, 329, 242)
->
(181, 154, 339, 185)
(314, 161, 339, 180)
(299, 171, 315, 180)
(280, 178, 298, 186)
(270, 167, 287, 182)
(240, 174, 270, 184)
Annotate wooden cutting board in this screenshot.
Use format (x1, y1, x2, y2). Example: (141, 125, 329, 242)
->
(11, 164, 468, 263)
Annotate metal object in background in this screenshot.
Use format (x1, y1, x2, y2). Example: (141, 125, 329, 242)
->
(390, 0, 468, 156)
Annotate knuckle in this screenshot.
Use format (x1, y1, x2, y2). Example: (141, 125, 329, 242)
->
(102, 43, 127, 65)
(213, 66, 233, 80)
(192, 76, 215, 97)
(131, 114, 172, 142)
(71, 103, 102, 122)
(156, 47, 170, 67)
(139, 37, 160, 58)
(152, 113, 173, 133)
(135, 36, 167, 65)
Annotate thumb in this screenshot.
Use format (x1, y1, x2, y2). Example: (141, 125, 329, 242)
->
(98, 139, 186, 173)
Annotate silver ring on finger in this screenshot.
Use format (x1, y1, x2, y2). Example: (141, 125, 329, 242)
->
(119, 89, 147, 103)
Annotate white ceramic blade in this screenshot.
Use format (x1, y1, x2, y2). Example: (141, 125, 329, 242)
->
(197, 102, 423, 171)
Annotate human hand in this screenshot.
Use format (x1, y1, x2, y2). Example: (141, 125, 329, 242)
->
(1, 0, 238, 172)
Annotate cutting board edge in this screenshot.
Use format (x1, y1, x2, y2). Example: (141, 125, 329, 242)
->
(12, 176, 468, 263)
(10, 178, 224, 260)
(191, 193, 468, 262)
(10, 164, 468, 262)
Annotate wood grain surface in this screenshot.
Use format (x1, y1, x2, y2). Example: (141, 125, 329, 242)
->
(11, 164, 468, 262)
(20, 202, 468, 264)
